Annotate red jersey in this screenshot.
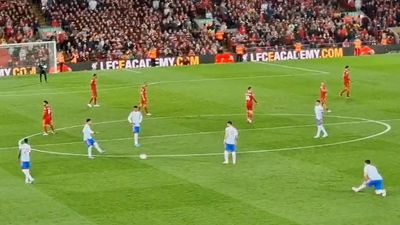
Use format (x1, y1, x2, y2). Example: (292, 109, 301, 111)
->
(246, 90, 255, 104)
(320, 84, 327, 99)
(140, 86, 147, 103)
(90, 78, 97, 91)
(43, 105, 52, 119)
(246, 90, 256, 110)
(343, 69, 350, 85)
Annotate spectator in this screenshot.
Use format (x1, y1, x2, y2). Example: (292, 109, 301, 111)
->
(88, 0, 97, 11)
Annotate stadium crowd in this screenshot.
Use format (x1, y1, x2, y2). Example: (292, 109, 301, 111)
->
(0, 0, 50, 67)
(0, 0, 39, 44)
(1, 0, 399, 62)
(42, 0, 221, 61)
(213, 0, 399, 50)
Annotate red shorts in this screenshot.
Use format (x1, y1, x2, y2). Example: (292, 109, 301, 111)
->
(43, 118, 52, 125)
(246, 103, 253, 111)
(320, 97, 327, 104)
(140, 100, 147, 107)
(344, 83, 350, 89)
(91, 90, 97, 97)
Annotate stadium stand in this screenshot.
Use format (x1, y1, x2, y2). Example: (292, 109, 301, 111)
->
(361, 0, 400, 45)
(211, 0, 399, 51)
(41, 0, 220, 61)
(2, 0, 399, 62)
(0, 0, 39, 44)
(0, 0, 49, 67)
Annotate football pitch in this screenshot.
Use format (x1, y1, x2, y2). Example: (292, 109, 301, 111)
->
(1, 54, 399, 225)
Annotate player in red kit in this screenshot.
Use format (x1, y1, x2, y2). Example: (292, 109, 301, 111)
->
(246, 86, 258, 123)
(139, 84, 151, 115)
(42, 100, 55, 135)
(88, 74, 99, 107)
(319, 82, 331, 112)
(339, 66, 351, 98)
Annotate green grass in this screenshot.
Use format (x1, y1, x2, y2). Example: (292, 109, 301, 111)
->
(1, 54, 400, 225)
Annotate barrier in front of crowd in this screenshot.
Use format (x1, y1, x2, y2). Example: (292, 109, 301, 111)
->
(1, 45, 399, 77)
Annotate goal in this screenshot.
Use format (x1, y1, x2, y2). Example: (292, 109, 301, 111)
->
(0, 41, 57, 75)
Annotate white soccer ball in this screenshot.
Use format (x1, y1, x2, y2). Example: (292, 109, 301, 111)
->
(139, 153, 147, 160)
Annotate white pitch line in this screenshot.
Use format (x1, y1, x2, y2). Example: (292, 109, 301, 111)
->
(147, 73, 312, 86)
(2, 115, 399, 151)
(0, 85, 139, 97)
(20, 120, 378, 148)
(124, 68, 142, 74)
(11, 113, 392, 158)
(0, 73, 312, 97)
(256, 61, 330, 74)
(30, 117, 390, 158)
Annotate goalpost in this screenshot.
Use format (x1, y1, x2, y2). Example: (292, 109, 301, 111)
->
(0, 41, 57, 75)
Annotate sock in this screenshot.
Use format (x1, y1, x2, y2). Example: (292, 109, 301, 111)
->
(232, 152, 236, 164)
(357, 183, 366, 191)
(88, 146, 93, 157)
(22, 170, 29, 183)
(316, 126, 321, 137)
(94, 142, 103, 153)
(320, 125, 328, 136)
(134, 133, 139, 145)
(28, 172, 34, 182)
(224, 151, 229, 163)
(24, 170, 33, 182)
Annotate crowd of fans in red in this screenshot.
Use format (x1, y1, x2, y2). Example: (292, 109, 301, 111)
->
(43, 0, 221, 61)
(0, 0, 40, 44)
(216, 0, 400, 50)
(1, 0, 399, 62)
(0, 0, 47, 67)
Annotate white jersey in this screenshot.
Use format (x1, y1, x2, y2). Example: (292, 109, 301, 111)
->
(128, 111, 143, 127)
(82, 124, 94, 141)
(19, 143, 31, 162)
(364, 164, 383, 180)
(314, 105, 324, 120)
(225, 126, 238, 145)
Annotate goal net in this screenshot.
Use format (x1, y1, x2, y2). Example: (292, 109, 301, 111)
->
(0, 41, 57, 76)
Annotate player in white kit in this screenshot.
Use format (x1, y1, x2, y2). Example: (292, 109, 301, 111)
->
(352, 160, 386, 197)
(83, 118, 104, 159)
(128, 106, 143, 147)
(223, 121, 239, 164)
(314, 100, 328, 138)
(18, 138, 35, 184)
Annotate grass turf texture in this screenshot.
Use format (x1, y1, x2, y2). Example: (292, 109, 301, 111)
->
(1, 54, 400, 225)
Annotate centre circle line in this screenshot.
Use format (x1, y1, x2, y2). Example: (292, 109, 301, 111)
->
(19, 113, 391, 158)
(27, 120, 376, 148)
